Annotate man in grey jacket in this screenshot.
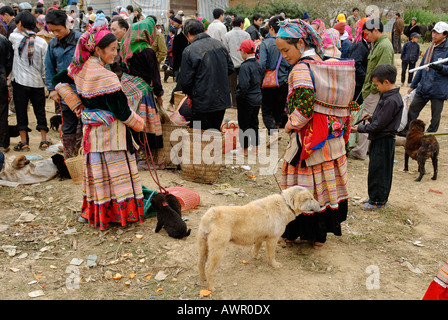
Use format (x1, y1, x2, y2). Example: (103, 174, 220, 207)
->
(223, 16, 249, 108)
(259, 15, 291, 146)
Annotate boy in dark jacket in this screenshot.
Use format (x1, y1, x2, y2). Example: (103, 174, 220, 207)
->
(400, 32, 421, 86)
(351, 65, 404, 210)
(235, 39, 264, 156)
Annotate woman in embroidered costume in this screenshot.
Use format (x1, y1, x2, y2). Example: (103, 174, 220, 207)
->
(53, 25, 146, 230)
(120, 17, 165, 169)
(276, 19, 357, 246)
(423, 260, 448, 300)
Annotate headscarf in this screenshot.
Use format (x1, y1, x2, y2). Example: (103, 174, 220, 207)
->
(120, 16, 156, 68)
(277, 18, 325, 58)
(321, 28, 341, 49)
(354, 18, 368, 43)
(36, 14, 49, 32)
(197, 16, 210, 31)
(93, 12, 108, 27)
(69, 24, 112, 75)
(311, 19, 326, 35)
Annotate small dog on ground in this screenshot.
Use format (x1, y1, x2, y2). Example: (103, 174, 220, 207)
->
(197, 185, 321, 291)
(12, 155, 30, 169)
(404, 119, 439, 181)
(51, 154, 71, 180)
(50, 115, 62, 131)
(151, 192, 191, 239)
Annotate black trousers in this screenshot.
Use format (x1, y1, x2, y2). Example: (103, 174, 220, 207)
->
(60, 102, 81, 135)
(0, 86, 9, 148)
(368, 136, 396, 205)
(401, 60, 416, 84)
(12, 81, 48, 133)
(408, 93, 444, 133)
(189, 109, 226, 131)
(237, 100, 260, 149)
(261, 82, 288, 135)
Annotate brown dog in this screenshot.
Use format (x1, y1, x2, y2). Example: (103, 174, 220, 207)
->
(12, 155, 30, 170)
(404, 119, 439, 181)
(197, 185, 321, 291)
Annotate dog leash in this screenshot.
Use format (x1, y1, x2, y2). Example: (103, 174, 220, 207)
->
(138, 131, 168, 194)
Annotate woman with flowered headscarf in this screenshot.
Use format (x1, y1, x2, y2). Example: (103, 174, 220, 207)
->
(321, 28, 341, 58)
(36, 14, 54, 44)
(120, 16, 165, 169)
(276, 19, 355, 246)
(310, 18, 326, 35)
(52, 24, 146, 230)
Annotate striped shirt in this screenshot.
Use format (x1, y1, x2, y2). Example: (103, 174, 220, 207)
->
(9, 29, 48, 88)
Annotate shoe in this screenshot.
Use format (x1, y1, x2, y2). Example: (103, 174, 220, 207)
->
(399, 82, 404, 87)
(13, 141, 30, 152)
(0, 146, 10, 153)
(78, 216, 88, 223)
(347, 153, 365, 161)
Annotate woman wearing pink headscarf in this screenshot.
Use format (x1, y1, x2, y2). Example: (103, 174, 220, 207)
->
(53, 25, 146, 230)
(322, 28, 341, 58)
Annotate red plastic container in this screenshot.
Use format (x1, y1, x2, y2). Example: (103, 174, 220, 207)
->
(165, 186, 200, 212)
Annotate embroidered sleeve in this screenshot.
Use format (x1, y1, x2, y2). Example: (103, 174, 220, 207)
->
(287, 87, 315, 130)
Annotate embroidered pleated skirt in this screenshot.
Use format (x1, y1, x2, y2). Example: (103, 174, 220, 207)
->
(81, 150, 145, 230)
(280, 155, 349, 243)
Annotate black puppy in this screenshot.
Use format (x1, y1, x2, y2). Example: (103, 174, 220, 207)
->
(51, 154, 71, 180)
(50, 115, 62, 131)
(151, 192, 191, 239)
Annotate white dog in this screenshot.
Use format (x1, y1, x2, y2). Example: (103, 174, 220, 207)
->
(197, 185, 321, 290)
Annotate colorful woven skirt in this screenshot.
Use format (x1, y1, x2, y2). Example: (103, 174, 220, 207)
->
(81, 150, 144, 230)
(423, 260, 448, 300)
(280, 155, 349, 243)
(138, 93, 163, 149)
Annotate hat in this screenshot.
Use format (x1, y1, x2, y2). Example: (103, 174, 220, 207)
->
(333, 21, 346, 34)
(337, 13, 346, 22)
(173, 14, 182, 24)
(433, 21, 448, 34)
(410, 32, 421, 38)
(302, 12, 309, 20)
(237, 39, 256, 54)
(411, 17, 417, 21)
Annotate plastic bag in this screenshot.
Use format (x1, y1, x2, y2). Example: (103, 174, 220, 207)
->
(398, 90, 416, 132)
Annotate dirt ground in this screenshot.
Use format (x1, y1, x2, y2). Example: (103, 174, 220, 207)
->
(1, 52, 448, 301)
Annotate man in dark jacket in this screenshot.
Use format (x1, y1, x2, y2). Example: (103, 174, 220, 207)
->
(178, 18, 234, 131)
(0, 6, 16, 38)
(245, 13, 263, 41)
(349, 34, 370, 105)
(0, 33, 13, 152)
(400, 32, 421, 85)
(45, 9, 82, 158)
(405, 21, 448, 133)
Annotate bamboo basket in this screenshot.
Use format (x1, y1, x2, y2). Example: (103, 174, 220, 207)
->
(65, 148, 84, 185)
(156, 122, 183, 169)
(180, 128, 223, 184)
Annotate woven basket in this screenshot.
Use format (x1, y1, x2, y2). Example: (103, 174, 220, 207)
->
(155, 122, 183, 169)
(65, 148, 84, 185)
(180, 128, 223, 184)
(173, 91, 186, 108)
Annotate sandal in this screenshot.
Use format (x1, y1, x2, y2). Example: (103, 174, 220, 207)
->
(13, 141, 30, 152)
(361, 202, 385, 211)
(39, 141, 51, 150)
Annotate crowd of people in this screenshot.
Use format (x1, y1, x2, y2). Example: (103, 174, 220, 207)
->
(0, 3, 448, 287)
